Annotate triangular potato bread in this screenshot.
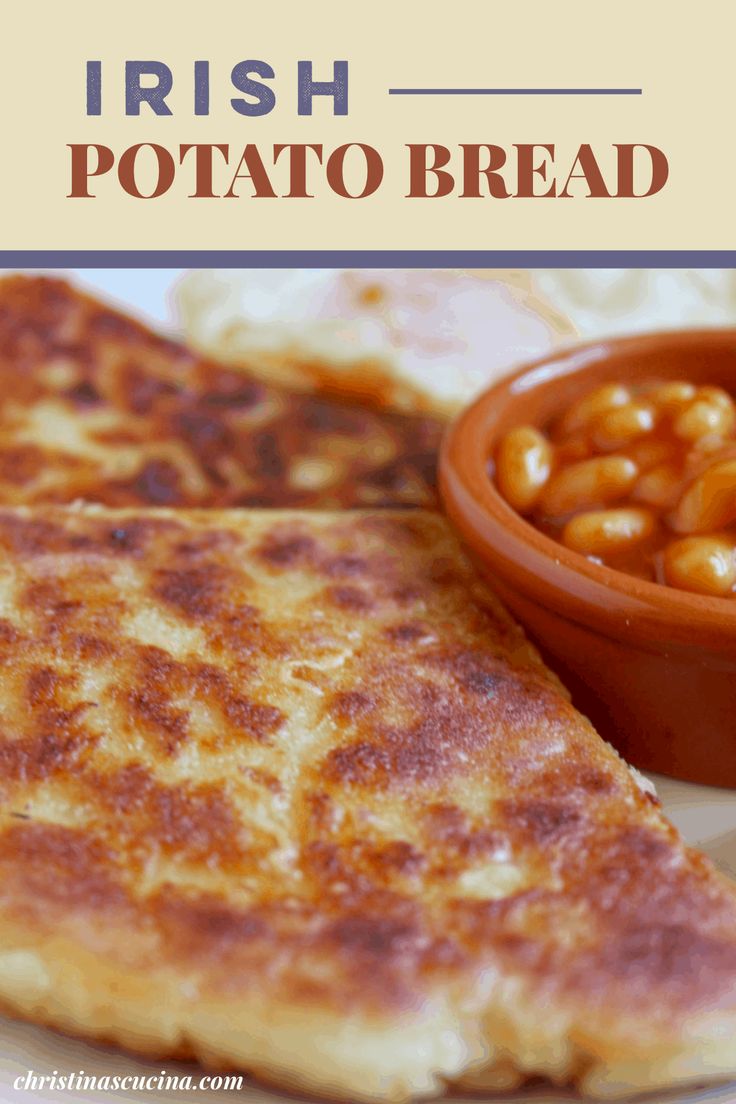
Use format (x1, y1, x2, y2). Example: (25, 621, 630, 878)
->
(0, 505, 734, 1100)
(0, 277, 440, 510)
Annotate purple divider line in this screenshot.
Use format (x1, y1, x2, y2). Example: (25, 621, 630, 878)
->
(388, 88, 642, 95)
(1, 251, 736, 269)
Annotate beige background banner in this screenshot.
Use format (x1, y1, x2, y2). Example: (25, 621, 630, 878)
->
(0, 0, 732, 250)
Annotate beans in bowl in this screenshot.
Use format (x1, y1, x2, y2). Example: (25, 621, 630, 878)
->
(493, 380, 736, 597)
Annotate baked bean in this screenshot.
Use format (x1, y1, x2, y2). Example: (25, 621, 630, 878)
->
(632, 463, 682, 510)
(626, 438, 676, 470)
(557, 383, 631, 437)
(700, 386, 735, 413)
(493, 378, 736, 596)
(688, 435, 734, 462)
(685, 441, 736, 483)
(495, 426, 552, 512)
(663, 537, 736, 597)
(562, 508, 655, 556)
(648, 381, 697, 412)
(540, 455, 638, 517)
(670, 459, 736, 533)
(673, 398, 736, 441)
(592, 402, 656, 450)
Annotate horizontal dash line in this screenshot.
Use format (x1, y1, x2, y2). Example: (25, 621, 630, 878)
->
(388, 88, 642, 96)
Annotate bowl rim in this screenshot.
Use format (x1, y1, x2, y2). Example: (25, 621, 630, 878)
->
(439, 326, 736, 648)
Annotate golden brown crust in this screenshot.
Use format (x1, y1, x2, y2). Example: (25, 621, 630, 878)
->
(0, 276, 441, 509)
(0, 505, 734, 1099)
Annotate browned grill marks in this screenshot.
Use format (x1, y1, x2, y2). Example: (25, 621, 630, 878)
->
(0, 275, 443, 510)
(0, 500, 734, 1093)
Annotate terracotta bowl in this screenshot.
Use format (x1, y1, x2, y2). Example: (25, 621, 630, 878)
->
(440, 328, 736, 788)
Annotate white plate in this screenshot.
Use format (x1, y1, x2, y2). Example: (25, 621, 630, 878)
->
(1, 773, 735, 1104)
